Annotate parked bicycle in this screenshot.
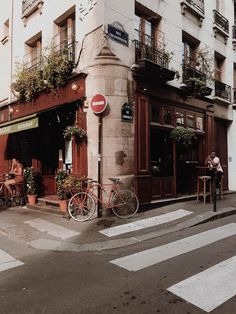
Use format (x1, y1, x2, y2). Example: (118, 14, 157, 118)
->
(67, 178, 139, 222)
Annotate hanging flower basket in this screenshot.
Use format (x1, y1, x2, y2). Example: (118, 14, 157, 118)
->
(63, 126, 87, 143)
(170, 127, 197, 146)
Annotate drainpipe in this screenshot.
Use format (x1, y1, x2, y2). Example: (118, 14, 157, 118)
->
(8, 0, 14, 121)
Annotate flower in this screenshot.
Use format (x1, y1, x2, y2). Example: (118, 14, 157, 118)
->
(63, 126, 87, 143)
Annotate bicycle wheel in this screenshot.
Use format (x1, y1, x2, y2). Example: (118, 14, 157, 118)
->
(111, 190, 139, 218)
(68, 192, 96, 222)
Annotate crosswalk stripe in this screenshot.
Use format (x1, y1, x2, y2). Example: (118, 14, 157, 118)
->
(0, 249, 24, 272)
(24, 218, 80, 239)
(167, 255, 236, 312)
(100, 209, 193, 237)
(110, 223, 236, 271)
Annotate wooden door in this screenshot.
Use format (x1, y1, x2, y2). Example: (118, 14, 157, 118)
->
(214, 118, 228, 190)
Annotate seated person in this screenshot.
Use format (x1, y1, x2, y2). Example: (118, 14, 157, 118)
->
(4, 158, 24, 196)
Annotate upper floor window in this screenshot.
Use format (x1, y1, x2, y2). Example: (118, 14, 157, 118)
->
(22, 0, 44, 20)
(214, 53, 224, 81)
(23, 34, 42, 70)
(53, 10, 76, 62)
(182, 40, 197, 67)
(1, 19, 9, 45)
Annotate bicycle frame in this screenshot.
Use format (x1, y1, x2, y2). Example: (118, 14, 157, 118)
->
(87, 181, 119, 209)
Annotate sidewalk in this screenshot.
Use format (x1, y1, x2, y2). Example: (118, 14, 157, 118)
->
(22, 191, 236, 252)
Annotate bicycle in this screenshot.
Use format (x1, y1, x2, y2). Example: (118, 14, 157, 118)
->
(67, 178, 139, 222)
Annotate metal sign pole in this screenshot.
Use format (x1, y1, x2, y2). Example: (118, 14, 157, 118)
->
(97, 115, 102, 218)
(213, 170, 217, 212)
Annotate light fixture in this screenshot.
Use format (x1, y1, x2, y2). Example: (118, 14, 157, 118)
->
(9, 106, 14, 114)
(71, 83, 80, 91)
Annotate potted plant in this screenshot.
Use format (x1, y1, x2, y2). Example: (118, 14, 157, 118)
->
(24, 167, 37, 205)
(63, 126, 87, 144)
(170, 127, 197, 146)
(55, 170, 68, 212)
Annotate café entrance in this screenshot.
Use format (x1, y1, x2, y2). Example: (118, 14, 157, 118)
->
(6, 104, 79, 195)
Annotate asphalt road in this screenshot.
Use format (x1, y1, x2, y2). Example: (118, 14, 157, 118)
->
(0, 211, 235, 314)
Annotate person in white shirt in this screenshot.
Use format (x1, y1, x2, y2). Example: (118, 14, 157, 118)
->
(205, 151, 223, 189)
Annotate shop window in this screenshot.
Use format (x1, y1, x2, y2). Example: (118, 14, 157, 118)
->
(187, 114, 195, 128)
(163, 108, 173, 125)
(150, 128, 173, 177)
(196, 116, 204, 131)
(176, 112, 185, 127)
(151, 106, 161, 124)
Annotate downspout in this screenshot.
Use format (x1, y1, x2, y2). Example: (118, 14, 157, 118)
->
(8, 0, 14, 121)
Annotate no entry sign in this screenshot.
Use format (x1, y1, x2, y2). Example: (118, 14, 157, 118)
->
(90, 94, 107, 114)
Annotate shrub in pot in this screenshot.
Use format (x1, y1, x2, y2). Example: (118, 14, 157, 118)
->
(55, 170, 68, 212)
(24, 167, 37, 205)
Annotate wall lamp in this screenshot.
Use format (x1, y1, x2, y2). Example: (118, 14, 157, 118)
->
(71, 82, 81, 91)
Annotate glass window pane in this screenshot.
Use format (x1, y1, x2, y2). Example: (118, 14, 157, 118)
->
(196, 116, 203, 131)
(151, 106, 161, 123)
(150, 128, 173, 177)
(176, 112, 184, 126)
(187, 114, 194, 128)
(164, 109, 172, 125)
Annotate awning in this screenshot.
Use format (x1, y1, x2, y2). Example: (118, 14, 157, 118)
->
(0, 114, 38, 135)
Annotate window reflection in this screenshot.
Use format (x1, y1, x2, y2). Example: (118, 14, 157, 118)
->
(176, 112, 184, 126)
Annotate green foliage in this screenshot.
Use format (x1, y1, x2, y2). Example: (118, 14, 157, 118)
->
(55, 170, 84, 200)
(63, 126, 87, 143)
(11, 46, 74, 102)
(12, 64, 45, 102)
(55, 170, 67, 200)
(44, 47, 74, 91)
(24, 167, 37, 195)
(170, 127, 197, 146)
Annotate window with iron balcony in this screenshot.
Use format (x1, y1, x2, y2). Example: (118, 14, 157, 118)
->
(180, 0, 205, 22)
(213, 10, 229, 40)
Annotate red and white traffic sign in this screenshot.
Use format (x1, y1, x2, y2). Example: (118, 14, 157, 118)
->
(90, 94, 107, 114)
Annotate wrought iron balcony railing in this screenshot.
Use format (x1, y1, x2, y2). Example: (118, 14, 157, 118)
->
(233, 25, 236, 40)
(182, 64, 206, 82)
(51, 31, 76, 64)
(134, 40, 169, 69)
(22, 0, 43, 15)
(233, 88, 236, 103)
(215, 80, 231, 102)
(184, 0, 204, 15)
(213, 10, 229, 34)
(23, 50, 42, 70)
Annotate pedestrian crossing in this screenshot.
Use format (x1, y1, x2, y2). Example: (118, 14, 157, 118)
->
(24, 218, 80, 239)
(109, 223, 236, 312)
(0, 249, 24, 272)
(99, 209, 193, 237)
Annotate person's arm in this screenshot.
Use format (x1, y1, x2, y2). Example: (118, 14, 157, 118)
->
(205, 155, 212, 166)
(13, 165, 23, 176)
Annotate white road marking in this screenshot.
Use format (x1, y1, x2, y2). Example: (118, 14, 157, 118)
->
(0, 249, 24, 272)
(24, 218, 80, 239)
(168, 255, 236, 312)
(100, 209, 193, 237)
(110, 223, 236, 271)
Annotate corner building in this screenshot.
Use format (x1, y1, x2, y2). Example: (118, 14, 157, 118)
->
(0, 0, 235, 205)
